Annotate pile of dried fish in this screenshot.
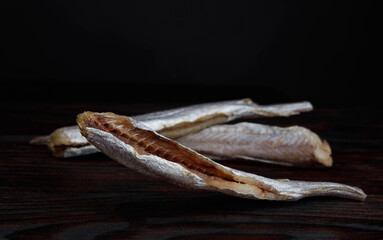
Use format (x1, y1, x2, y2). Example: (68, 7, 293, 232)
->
(31, 99, 366, 201)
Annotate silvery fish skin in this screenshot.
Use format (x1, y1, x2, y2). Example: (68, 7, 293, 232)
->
(76, 111, 366, 201)
(133, 98, 313, 138)
(176, 122, 332, 167)
(32, 99, 313, 158)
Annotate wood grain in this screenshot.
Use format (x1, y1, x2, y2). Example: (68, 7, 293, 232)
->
(1, 103, 382, 239)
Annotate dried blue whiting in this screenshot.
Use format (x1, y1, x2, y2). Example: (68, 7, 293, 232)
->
(75, 111, 365, 201)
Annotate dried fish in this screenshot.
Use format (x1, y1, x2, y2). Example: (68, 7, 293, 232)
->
(133, 98, 313, 138)
(176, 122, 332, 167)
(31, 99, 313, 158)
(77, 111, 366, 201)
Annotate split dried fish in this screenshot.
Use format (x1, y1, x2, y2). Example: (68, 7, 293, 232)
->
(76, 111, 366, 201)
(31, 99, 313, 158)
(132, 98, 313, 138)
(176, 122, 332, 167)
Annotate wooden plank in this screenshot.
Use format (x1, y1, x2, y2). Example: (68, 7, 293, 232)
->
(0, 103, 382, 239)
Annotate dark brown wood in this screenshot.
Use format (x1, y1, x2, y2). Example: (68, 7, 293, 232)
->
(1, 103, 382, 239)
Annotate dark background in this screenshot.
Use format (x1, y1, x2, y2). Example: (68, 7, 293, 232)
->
(1, 0, 380, 106)
(1, 1, 383, 238)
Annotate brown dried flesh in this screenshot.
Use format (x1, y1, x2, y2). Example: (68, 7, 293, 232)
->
(86, 113, 239, 183)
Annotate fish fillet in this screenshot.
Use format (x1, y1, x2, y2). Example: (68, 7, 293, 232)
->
(76, 111, 366, 201)
(31, 99, 313, 158)
(176, 122, 332, 167)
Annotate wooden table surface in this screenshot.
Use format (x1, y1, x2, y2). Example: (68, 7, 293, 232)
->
(1, 102, 382, 239)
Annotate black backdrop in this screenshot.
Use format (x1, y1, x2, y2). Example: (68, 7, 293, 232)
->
(1, 0, 379, 106)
